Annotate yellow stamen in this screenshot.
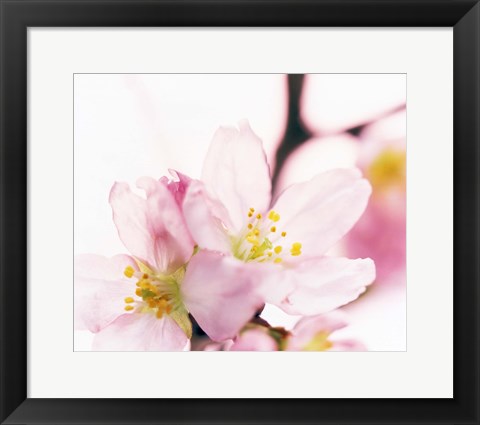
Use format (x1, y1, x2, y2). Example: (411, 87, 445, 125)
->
(149, 285, 159, 295)
(302, 331, 334, 351)
(158, 299, 168, 309)
(137, 280, 148, 288)
(290, 242, 302, 256)
(268, 210, 280, 222)
(124, 297, 134, 303)
(135, 288, 142, 297)
(236, 207, 302, 265)
(124, 305, 134, 311)
(124, 266, 135, 278)
(156, 309, 164, 319)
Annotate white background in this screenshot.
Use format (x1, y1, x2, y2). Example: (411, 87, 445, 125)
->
(28, 28, 453, 398)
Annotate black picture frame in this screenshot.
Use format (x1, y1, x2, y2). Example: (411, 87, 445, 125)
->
(1, 1, 478, 424)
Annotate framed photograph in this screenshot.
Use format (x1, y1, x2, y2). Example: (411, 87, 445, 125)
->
(0, 1, 478, 424)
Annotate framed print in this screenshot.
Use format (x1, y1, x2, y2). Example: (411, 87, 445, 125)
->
(0, 1, 479, 424)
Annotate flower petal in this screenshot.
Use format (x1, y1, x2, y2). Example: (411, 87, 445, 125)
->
(271, 168, 371, 258)
(92, 312, 189, 351)
(273, 256, 375, 316)
(346, 196, 406, 283)
(110, 178, 194, 273)
(183, 180, 233, 254)
(230, 328, 278, 351)
(330, 339, 367, 351)
(182, 251, 264, 342)
(203, 340, 234, 351)
(160, 169, 192, 207)
(74, 254, 137, 333)
(287, 311, 348, 351)
(201, 120, 272, 232)
(287, 311, 366, 351)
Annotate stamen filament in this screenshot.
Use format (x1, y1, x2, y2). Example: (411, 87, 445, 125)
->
(234, 207, 302, 264)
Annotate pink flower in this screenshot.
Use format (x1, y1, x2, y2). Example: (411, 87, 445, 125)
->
(346, 134, 406, 284)
(229, 327, 279, 351)
(285, 312, 365, 351)
(211, 311, 364, 351)
(183, 121, 376, 316)
(75, 174, 263, 350)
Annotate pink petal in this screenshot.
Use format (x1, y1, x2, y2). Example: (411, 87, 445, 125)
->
(109, 178, 194, 273)
(92, 312, 189, 351)
(160, 169, 192, 207)
(273, 256, 375, 316)
(203, 340, 234, 351)
(346, 200, 405, 283)
(256, 264, 297, 308)
(274, 134, 359, 198)
(74, 254, 137, 333)
(182, 251, 264, 342)
(330, 339, 367, 351)
(271, 168, 372, 258)
(201, 120, 272, 232)
(183, 180, 233, 254)
(287, 311, 348, 350)
(346, 129, 406, 283)
(230, 328, 278, 351)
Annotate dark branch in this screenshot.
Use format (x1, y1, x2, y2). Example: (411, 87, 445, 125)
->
(271, 74, 312, 193)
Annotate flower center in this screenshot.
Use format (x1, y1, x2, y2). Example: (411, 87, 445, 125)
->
(232, 208, 302, 264)
(302, 331, 334, 351)
(367, 148, 406, 192)
(122, 265, 183, 319)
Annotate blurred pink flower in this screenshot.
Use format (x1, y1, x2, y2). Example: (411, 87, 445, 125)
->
(285, 312, 365, 351)
(183, 120, 376, 316)
(211, 311, 364, 351)
(75, 175, 263, 350)
(346, 135, 406, 284)
(229, 328, 279, 351)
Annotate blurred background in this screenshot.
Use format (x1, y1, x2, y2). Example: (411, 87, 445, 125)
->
(74, 74, 406, 351)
